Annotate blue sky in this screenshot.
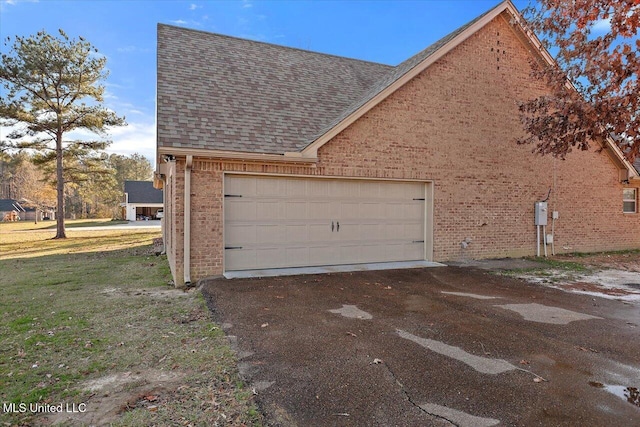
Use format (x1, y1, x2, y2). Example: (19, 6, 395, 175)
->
(0, 0, 528, 162)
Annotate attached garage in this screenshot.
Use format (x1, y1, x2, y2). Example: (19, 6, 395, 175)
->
(223, 175, 433, 272)
(156, 2, 640, 287)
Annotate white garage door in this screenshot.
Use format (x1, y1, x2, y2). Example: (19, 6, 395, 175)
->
(224, 175, 428, 271)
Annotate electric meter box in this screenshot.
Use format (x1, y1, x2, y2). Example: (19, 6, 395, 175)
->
(534, 202, 548, 226)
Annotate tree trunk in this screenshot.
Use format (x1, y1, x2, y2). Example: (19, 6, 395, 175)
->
(55, 132, 66, 239)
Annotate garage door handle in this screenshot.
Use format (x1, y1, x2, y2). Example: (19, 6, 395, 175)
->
(336, 221, 340, 232)
(224, 246, 243, 250)
(331, 221, 334, 232)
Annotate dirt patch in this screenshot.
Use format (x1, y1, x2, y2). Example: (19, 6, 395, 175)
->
(100, 287, 189, 299)
(45, 369, 185, 426)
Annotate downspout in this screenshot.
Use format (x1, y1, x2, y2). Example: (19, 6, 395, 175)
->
(184, 155, 193, 286)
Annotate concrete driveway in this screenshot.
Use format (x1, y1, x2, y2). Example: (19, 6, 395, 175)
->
(201, 266, 640, 426)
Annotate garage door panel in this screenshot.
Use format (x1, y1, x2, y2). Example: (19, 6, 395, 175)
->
(256, 247, 288, 268)
(307, 180, 329, 197)
(256, 177, 283, 196)
(359, 183, 380, 198)
(255, 224, 280, 244)
(308, 202, 331, 219)
(284, 247, 309, 265)
(285, 224, 308, 242)
(308, 223, 331, 242)
(226, 175, 256, 196)
(404, 203, 424, 219)
(285, 201, 307, 219)
(340, 202, 361, 219)
(385, 203, 406, 220)
(226, 200, 256, 221)
(224, 175, 428, 271)
(359, 203, 383, 219)
(360, 244, 386, 262)
(404, 242, 424, 260)
(286, 179, 308, 197)
(226, 224, 255, 244)
(226, 249, 255, 270)
(254, 201, 281, 220)
(404, 223, 424, 238)
(308, 246, 340, 265)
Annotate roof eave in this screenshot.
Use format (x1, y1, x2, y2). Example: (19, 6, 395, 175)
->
(157, 146, 318, 164)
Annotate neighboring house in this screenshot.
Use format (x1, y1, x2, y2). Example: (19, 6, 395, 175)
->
(0, 199, 24, 221)
(0, 199, 54, 222)
(156, 0, 640, 287)
(122, 181, 163, 221)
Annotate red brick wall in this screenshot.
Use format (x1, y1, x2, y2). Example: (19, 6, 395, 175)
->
(164, 14, 639, 286)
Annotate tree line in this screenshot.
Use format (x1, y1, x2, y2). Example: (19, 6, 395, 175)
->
(0, 150, 152, 219)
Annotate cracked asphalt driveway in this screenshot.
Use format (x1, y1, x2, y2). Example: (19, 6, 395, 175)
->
(201, 266, 640, 426)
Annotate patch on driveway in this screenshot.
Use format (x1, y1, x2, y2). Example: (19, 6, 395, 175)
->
(328, 304, 373, 319)
(420, 403, 500, 427)
(513, 269, 640, 303)
(496, 303, 603, 324)
(397, 330, 516, 374)
(441, 291, 499, 300)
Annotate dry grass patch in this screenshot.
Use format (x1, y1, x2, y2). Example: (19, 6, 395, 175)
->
(0, 229, 261, 426)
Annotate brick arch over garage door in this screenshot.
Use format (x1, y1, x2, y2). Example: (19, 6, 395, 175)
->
(223, 174, 433, 271)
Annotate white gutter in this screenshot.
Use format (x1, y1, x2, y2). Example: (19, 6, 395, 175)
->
(184, 155, 193, 286)
(157, 146, 317, 164)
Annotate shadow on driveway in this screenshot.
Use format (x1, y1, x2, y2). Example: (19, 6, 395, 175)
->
(201, 266, 640, 426)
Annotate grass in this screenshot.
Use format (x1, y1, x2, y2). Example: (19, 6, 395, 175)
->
(0, 218, 128, 232)
(0, 225, 261, 426)
(522, 257, 592, 272)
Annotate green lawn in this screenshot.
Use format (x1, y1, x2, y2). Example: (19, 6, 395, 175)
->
(0, 228, 261, 426)
(0, 218, 128, 233)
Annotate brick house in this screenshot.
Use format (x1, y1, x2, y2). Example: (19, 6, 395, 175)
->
(156, 0, 639, 287)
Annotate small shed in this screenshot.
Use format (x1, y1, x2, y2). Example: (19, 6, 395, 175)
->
(122, 181, 163, 221)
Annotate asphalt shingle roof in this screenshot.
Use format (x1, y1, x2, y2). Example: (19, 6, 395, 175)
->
(0, 199, 23, 212)
(156, 2, 505, 156)
(157, 26, 392, 154)
(124, 181, 163, 204)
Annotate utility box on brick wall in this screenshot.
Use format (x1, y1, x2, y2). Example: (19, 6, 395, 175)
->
(534, 202, 548, 226)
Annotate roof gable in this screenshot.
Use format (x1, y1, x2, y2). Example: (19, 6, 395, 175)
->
(124, 181, 163, 204)
(301, 1, 513, 157)
(302, 2, 505, 153)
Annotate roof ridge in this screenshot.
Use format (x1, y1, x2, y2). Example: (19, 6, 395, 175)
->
(158, 23, 392, 68)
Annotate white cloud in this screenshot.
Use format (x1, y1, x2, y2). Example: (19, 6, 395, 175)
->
(170, 19, 201, 27)
(189, 3, 200, 11)
(242, 0, 252, 8)
(103, 90, 118, 100)
(4, 0, 39, 5)
(116, 45, 149, 54)
(105, 121, 156, 162)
